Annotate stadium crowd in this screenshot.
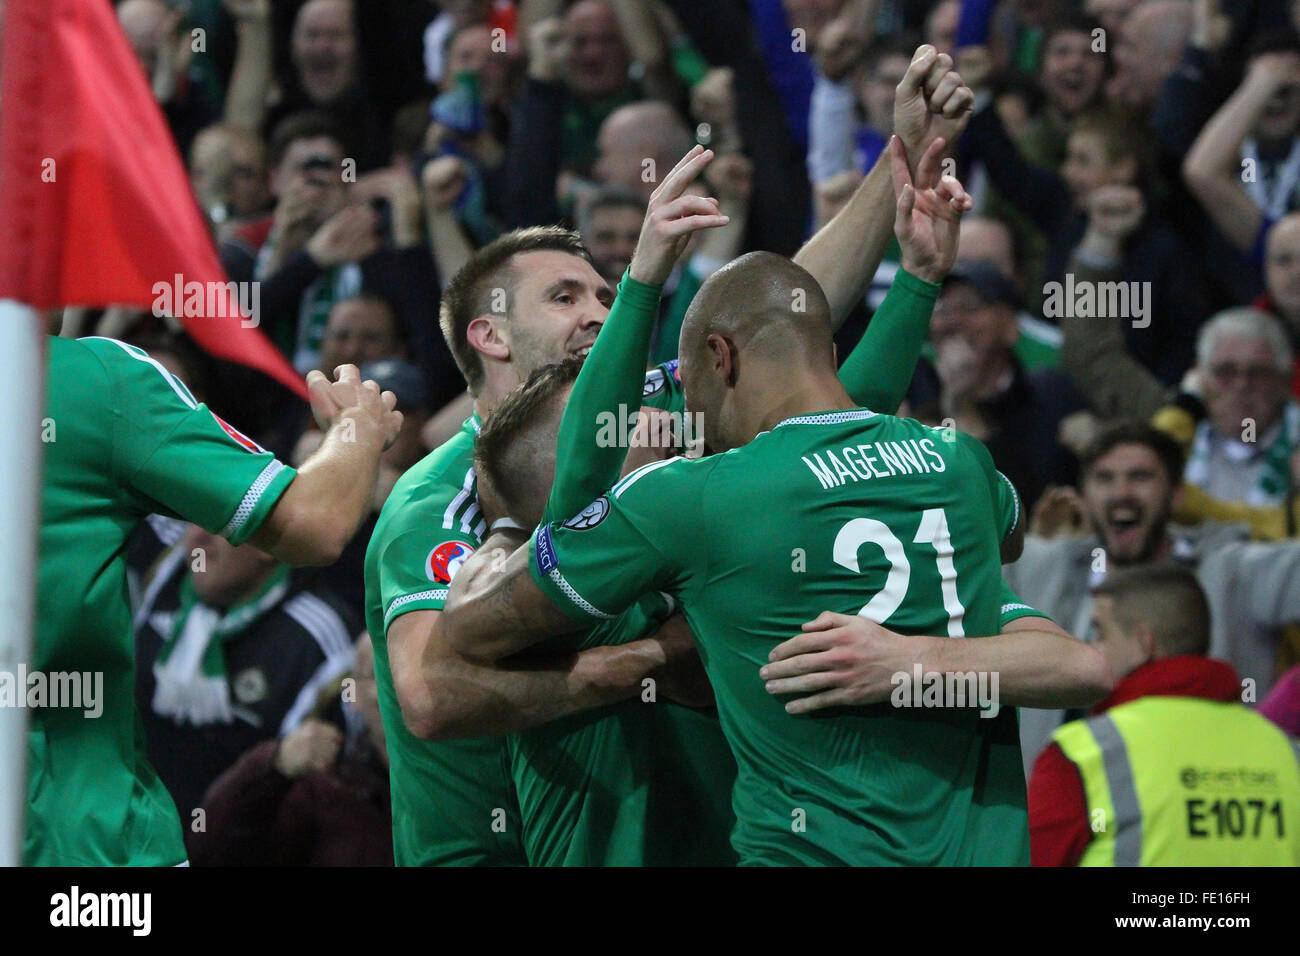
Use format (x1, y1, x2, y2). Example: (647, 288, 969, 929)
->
(43, 0, 1300, 866)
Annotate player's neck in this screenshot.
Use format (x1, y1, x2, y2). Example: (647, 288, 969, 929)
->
(751, 375, 858, 434)
(474, 381, 514, 424)
(477, 362, 535, 422)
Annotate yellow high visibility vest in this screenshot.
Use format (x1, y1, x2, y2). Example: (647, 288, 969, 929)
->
(1053, 696, 1300, 866)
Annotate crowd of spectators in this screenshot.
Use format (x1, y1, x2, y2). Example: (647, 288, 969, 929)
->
(64, 0, 1300, 864)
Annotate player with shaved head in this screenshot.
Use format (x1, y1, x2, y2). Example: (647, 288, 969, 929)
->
(442, 140, 1113, 865)
(367, 46, 984, 866)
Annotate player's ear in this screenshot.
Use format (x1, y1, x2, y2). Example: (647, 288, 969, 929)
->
(467, 315, 510, 363)
(1134, 622, 1159, 664)
(706, 332, 735, 385)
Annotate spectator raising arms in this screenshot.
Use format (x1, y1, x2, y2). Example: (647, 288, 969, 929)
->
(1183, 32, 1300, 259)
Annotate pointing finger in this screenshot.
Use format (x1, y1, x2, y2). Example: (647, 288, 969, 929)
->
(653, 145, 711, 204)
(915, 137, 946, 190)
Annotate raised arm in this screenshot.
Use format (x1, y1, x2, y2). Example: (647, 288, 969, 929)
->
(544, 145, 727, 522)
(608, 0, 680, 104)
(422, 156, 476, 287)
(837, 136, 970, 413)
(1060, 189, 1175, 420)
(221, 0, 273, 133)
(794, 45, 974, 329)
(1182, 52, 1300, 254)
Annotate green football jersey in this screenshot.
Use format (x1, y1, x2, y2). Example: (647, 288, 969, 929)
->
(507, 589, 740, 866)
(32, 336, 297, 866)
(529, 408, 1030, 866)
(364, 414, 526, 866)
(507, 592, 665, 866)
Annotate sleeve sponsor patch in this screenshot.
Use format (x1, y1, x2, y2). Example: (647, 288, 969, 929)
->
(426, 541, 475, 583)
(562, 495, 610, 530)
(211, 412, 267, 455)
(642, 368, 666, 398)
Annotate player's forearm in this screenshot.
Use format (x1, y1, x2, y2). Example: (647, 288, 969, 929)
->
(444, 538, 581, 660)
(543, 271, 662, 523)
(254, 420, 384, 565)
(837, 267, 939, 413)
(924, 626, 1112, 708)
(420, 640, 661, 740)
(793, 149, 894, 331)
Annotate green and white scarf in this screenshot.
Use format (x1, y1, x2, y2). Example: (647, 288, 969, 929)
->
(293, 262, 362, 374)
(152, 565, 291, 726)
(1184, 401, 1300, 506)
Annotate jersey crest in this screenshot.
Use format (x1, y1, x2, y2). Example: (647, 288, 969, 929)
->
(426, 540, 475, 583)
(211, 412, 267, 454)
(562, 495, 611, 530)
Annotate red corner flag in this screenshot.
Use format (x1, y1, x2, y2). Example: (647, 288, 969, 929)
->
(0, 0, 307, 399)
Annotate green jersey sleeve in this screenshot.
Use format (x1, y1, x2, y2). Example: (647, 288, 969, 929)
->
(530, 457, 709, 624)
(544, 269, 663, 523)
(86, 337, 296, 546)
(375, 523, 481, 630)
(837, 267, 940, 414)
(370, 442, 487, 631)
(993, 469, 1023, 541)
(998, 580, 1050, 628)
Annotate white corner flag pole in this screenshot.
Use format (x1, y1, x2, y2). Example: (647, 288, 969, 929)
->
(0, 302, 43, 866)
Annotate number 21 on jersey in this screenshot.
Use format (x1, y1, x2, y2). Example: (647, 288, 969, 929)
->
(832, 508, 965, 636)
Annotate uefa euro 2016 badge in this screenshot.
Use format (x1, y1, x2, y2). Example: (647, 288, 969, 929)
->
(562, 496, 610, 530)
(211, 411, 267, 454)
(426, 540, 475, 583)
